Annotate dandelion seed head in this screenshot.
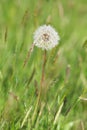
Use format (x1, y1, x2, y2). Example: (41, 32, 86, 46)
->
(33, 25, 60, 50)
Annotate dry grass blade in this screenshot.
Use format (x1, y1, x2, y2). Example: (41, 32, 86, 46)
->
(35, 102, 45, 127)
(23, 43, 35, 67)
(21, 107, 32, 128)
(58, 1, 64, 19)
(79, 97, 87, 101)
(53, 102, 64, 125)
(4, 26, 8, 42)
(80, 121, 84, 130)
(26, 68, 36, 88)
(21, 9, 30, 26)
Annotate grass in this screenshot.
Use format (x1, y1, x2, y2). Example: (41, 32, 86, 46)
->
(0, 0, 87, 129)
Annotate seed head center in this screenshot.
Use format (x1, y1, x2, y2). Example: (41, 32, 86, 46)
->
(42, 33, 49, 42)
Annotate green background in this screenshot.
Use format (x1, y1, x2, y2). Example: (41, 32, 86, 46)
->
(0, 0, 87, 129)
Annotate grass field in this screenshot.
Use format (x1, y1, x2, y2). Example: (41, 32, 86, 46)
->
(0, 0, 87, 129)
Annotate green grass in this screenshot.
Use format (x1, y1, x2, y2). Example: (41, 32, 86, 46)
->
(0, 0, 87, 129)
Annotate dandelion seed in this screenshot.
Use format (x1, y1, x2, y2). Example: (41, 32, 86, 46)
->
(33, 25, 60, 50)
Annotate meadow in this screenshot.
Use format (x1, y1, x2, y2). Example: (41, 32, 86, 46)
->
(0, 0, 87, 129)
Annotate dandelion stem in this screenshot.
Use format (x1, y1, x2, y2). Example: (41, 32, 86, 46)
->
(40, 50, 47, 89)
(32, 50, 47, 127)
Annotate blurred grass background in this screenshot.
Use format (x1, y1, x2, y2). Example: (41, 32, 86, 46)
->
(0, 0, 87, 129)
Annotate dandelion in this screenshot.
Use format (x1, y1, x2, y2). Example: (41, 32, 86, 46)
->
(24, 25, 60, 125)
(32, 25, 60, 124)
(33, 25, 60, 50)
(23, 25, 60, 67)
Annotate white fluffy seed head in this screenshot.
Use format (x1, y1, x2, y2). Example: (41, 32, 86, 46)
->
(33, 25, 60, 50)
